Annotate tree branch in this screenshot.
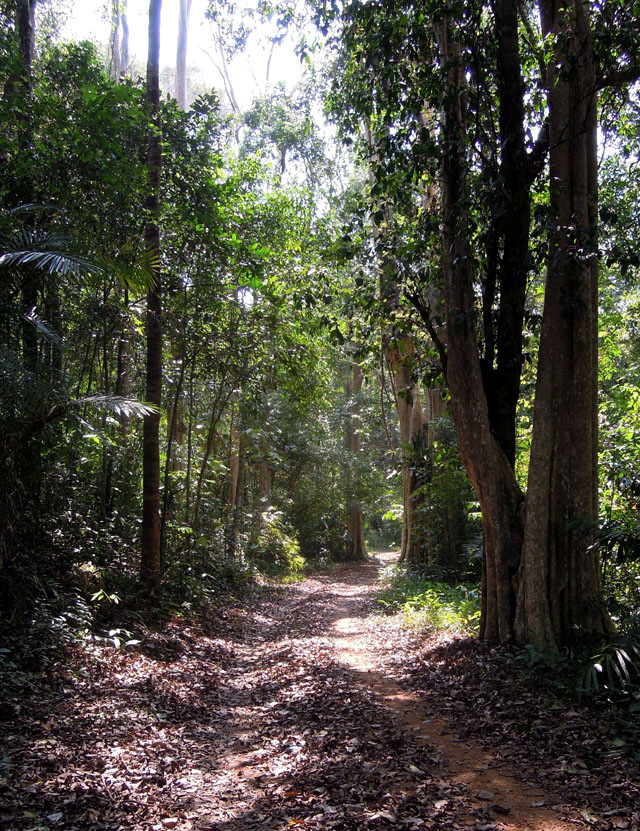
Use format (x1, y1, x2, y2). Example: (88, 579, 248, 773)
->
(405, 290, 448, 377)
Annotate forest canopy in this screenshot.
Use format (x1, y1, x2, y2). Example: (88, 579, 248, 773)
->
(1, 0, 639, 665)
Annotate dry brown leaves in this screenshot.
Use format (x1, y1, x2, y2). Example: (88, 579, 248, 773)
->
(0, 560, 638, 831)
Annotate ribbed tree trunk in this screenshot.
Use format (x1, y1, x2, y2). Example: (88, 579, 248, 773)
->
(515, 0, 612, 649)
(140, 0, 163, 595)
(109, 0, 129, 80)
(121, 2, 129, 73)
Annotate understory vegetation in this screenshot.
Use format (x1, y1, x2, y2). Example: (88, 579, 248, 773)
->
(0, 0, 640, 775)
(377, 565, 482, 634)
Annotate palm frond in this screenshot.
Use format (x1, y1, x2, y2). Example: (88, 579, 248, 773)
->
(23, 311, 63, 348)
(1, 208, 158, 291)
(577, 637, 640, 697)
(10, 395, 158, 449)
(8, 203, 58, 218)
(73, 395, 159, 420)
(91, 246, 159, 293)
(0, 246, 107, 278)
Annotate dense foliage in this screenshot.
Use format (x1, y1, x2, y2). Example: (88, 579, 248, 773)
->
(0, 0, 639, 678)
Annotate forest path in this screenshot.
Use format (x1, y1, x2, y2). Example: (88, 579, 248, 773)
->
(194, 552, 576, 831)
(4, 553, 634, 831)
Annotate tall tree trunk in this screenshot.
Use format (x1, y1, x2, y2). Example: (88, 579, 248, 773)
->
(385, 341, 427, 563)
(437, 18, 524, 643)
(14, 0, 42, 538)
(109, 3, 122, 80)
(109, 0, 129, 80)
(515, 0, 612, 649)
(192, 377, 232, 529)
(184, 350, 196, 521)
(344, 355, 368, 561)
(364, 113, 432, 564)
(17, 0, 37, 372)
(115, 285, 131, 430)
(121, 2, 130, 74)
(192, 407, 219, 532)
(226, 417, 246, 561)
(161, 353, 185, 557)
(140, 0, 163, 596)
(482, 0, 534, 468)
(16, 0, 35, 85)
(176, 0, 193, 110)
(249, 436, 274, 551)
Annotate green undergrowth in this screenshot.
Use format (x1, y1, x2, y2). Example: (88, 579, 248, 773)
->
(376, 564, 481, 634)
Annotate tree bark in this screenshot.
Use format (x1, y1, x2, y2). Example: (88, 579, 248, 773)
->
(225, 415, 246, 561)
(109, 1, 129, 80)
(344, 355, 368, 561)
(176, 0, 193, 110)
(161, 352, 185, 557)
(364, 114, 432, 564)
(515, 0, 612, 649)
(140, 0, 163, 596)
(16, 0, 35, 89)
(184, 351, 196, 521)
(386, 341, 427, 564)
(192, 394, 225, 529)
(121, 2, 130, 74)
(109, 2, 122, 81)
(482, 0, 533, 468)
(437, 17, 524, 643)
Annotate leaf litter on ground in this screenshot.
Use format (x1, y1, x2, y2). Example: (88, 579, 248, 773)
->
(0, 556, 638, 830)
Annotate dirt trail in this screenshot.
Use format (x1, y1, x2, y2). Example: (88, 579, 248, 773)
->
(195, 552, 578, 831)
(328, 553, 574, 831)
(5, 552, 631, 831)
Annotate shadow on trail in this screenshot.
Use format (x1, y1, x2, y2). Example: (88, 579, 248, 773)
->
(3, 555, 637, 830)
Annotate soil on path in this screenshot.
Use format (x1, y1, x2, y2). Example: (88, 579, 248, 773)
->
(191, 552, 579, 831)
(1, 553, 638, 831)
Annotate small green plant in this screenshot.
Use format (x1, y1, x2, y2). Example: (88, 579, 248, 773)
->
(577, 636, 640, 698)
(96, 628, 140, 649)
(249, 509, 306, 579)
(377, 565, 480, 633)
(91, 588, 120, 605)
(574, 636, 640, 763)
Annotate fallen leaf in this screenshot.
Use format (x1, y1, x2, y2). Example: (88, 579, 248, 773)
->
(370, 810, 396, 823)
(476, 790, 494, 801)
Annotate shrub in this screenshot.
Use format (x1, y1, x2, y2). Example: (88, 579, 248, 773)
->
(249, 508, 306, 578)
(377, 564, 481, 633)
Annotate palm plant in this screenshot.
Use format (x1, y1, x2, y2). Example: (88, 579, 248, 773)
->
(0, 206, 157, 586)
